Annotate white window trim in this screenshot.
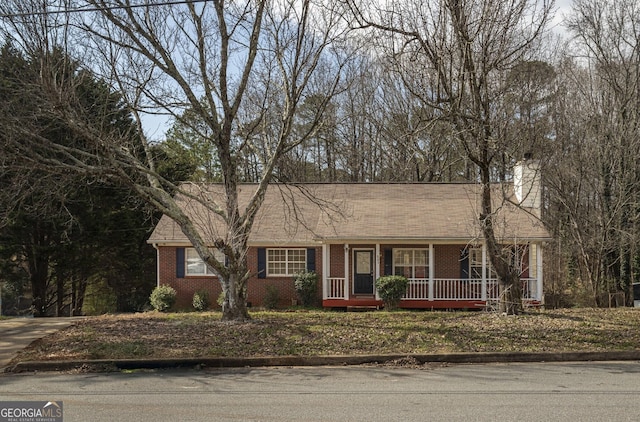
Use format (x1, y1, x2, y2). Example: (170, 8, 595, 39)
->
(185, 247, 225, 276)
(469, 247, 501, 279)
(266, 248, 307, 277)
(392, 248, 430, 279)
(469, 248, 483, 279)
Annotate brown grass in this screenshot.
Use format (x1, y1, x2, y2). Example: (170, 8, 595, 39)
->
(13, 308, 640, 362)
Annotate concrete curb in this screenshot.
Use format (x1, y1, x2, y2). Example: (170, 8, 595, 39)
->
(6, 350, 640, 373)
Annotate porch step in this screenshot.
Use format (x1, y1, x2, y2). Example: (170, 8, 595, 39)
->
(347, 305, 380, 312)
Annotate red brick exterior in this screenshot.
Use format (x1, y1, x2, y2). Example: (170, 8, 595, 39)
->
(380, 244, 468, 278)
(157, 246, 223, 310)
(329, 244, 345, 278)
(434, 244, 465, 278)
(158, 246, 323, 310)
(157, 243, 531, 310)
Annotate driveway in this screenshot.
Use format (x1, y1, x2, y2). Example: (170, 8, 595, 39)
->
(0, 317, 83, 370)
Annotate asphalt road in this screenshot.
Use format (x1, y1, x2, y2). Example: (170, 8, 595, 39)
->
(1, 362, 639, 422)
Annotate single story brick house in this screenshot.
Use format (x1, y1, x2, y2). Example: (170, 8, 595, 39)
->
(148, 161, 550, 310)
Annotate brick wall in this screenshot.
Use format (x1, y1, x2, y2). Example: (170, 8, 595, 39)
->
(434, 244, 466, 278)
(433, 244, 532, 278)
(328, 243, 469, 280)
(158, 243, 531, 309)
(157, 247, 222, 310)
(158, 245, 323, 310)
(329, 244, 345, 279)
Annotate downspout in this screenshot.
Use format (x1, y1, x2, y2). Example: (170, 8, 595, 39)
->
(481, 243, 487, 301)
(375, 244, 380, 300)
(537, 243, 544, 304)
(344, 244, 349, 300)
(152, 243, 160, 288)
(429, 244, 434, 301)
(322, 244, 328, 300)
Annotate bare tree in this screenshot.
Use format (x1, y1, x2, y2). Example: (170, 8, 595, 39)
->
(545, 0, 640, 306)
(345, 0, 554, 313)
(1, 0, 353, 320)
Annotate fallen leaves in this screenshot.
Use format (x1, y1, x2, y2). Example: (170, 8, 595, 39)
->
(12, 308, 640, 362)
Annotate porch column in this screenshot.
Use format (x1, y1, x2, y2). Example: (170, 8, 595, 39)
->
(344, 244, 349, 299)
(375, 244, 380, 300)
(428, 244, 434, 301)
(481, 243, 487, 300)
(536, 243, 544, 303)
(322, 244, 329, 300)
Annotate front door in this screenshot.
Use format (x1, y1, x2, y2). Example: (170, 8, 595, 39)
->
(353, 250, 374, 295)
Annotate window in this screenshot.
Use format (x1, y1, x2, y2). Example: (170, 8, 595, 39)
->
(185, 248, 225, 276)
(469, 248, 483, 279)
(267, 248, 306, 276)
(393, 249, 429, 279)
(513, 245, 529, 277)
(468, 247, 496, 279)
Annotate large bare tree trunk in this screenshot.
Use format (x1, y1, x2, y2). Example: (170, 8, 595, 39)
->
(345, 0, 552, 313)
(0, 0, 352, 320)
(479, 171, 524, 314)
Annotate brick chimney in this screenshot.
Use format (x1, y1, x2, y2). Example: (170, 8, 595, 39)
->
(514, 154, 541, 212)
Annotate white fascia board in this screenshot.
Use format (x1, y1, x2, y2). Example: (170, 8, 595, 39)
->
(315, 237, 552, 245)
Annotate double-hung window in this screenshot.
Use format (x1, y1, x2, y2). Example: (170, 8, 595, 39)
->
(185, 248, 225, 276)
(468, 247, 496, 279)
(469, 248, 483, 279)
(267, 249, 306, 276)
(393, 249, 429, 279)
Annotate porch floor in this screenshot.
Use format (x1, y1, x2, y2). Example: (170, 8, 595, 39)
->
(323, 299, 542, 310)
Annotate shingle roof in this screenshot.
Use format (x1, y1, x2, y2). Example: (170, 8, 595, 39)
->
(148, 183, 551, 245)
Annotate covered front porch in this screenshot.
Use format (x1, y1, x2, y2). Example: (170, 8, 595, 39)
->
(320, 242, 544, 309)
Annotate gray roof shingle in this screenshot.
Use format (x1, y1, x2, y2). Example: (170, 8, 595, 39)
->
(148, 183, 550, 245)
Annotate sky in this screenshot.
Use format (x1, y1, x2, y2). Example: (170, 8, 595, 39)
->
(553, 0, 573, 31)
(141, 0, 577, 142)
(142, 113, 172, 143)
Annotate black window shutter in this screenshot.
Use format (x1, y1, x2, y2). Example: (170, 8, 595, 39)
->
(306, 248, 316, 272)
(176, 247, 185, 278)
(257, 248, 266, 279)
(460, 248, 469, 279)
(384, 249, 393, 275)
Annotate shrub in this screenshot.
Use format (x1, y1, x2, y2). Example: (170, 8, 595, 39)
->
(150, 285, 177, 312)
(83, 277, 117, 315)
(376, 275, 408, 310)
(294, 271, 318, 307)
(192, 290, 210, 312)
(217, 292, 226, 309)
(263, 285, 280, 309)
(0, 279, 25, 316)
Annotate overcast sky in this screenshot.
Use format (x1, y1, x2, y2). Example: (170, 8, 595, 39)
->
(553, 0, 573, 30)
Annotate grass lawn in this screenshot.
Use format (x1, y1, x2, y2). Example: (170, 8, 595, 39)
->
(12, 308, 640, 363)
